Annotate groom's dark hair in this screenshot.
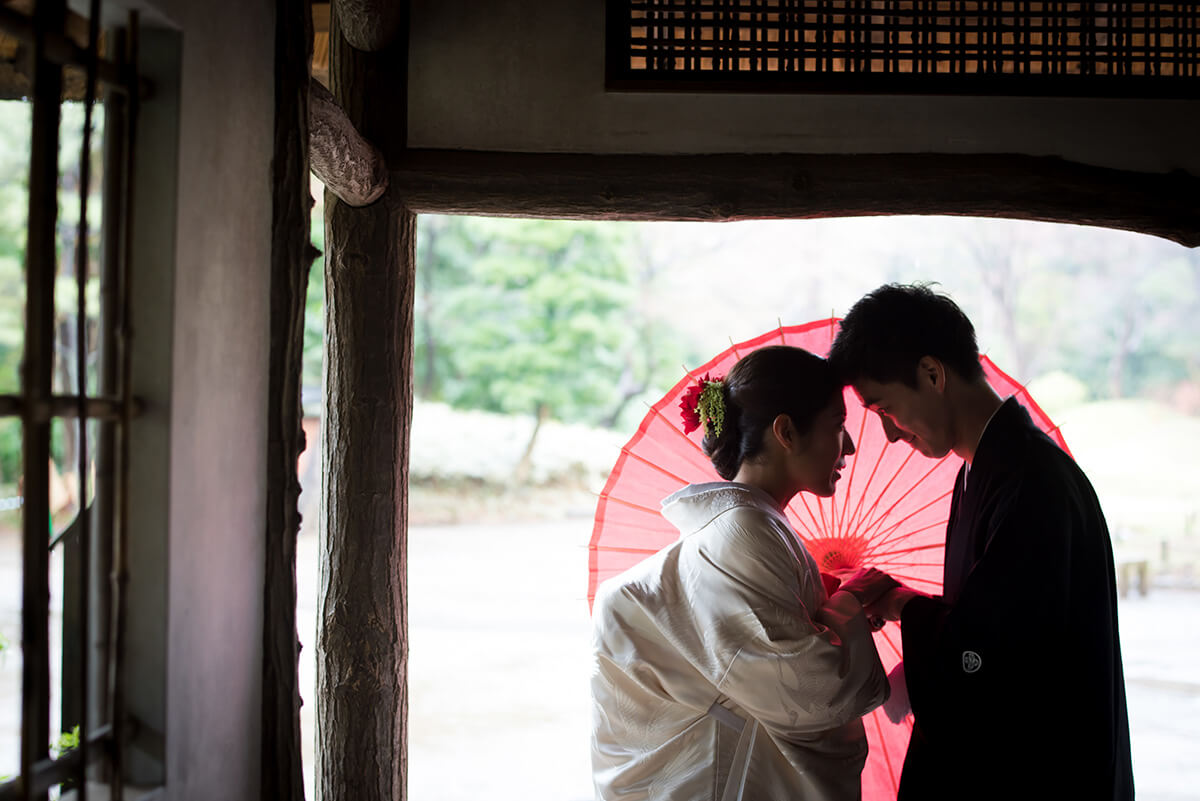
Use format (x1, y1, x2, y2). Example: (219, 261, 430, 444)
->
(829, 283, 984, 387)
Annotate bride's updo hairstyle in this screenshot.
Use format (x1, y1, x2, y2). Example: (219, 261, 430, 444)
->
(703, 346, 840, 481)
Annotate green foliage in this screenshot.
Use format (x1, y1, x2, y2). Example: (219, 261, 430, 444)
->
(0, 418, 19, 484)
(0, 100, 107, 491)
(304, 208, 691, 430)
(303, 184, 326, 398)
(50, 725, 80, 759)
(413, 215, 686, 428)
(696, 379, 726, 438)
(1040, 234, 1200, 399)
(0, 102, 30, 398)
(412, 215, 482, 401)
(433, 217, 635, 421)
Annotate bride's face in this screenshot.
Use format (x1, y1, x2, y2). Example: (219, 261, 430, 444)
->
(792, 393, 856, 498)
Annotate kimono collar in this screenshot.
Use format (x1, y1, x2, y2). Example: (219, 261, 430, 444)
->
(968, 399, 1006, 466)
(966, 397, 1031, 481)
(660, 481, 783, 536)
(963, 397, 1008, 489)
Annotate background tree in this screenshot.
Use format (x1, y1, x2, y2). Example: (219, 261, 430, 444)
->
(597, 226, 696, 429)
(427, 218, 638, 476)
(0, 100, 102, 499)
(413, 214, 477, 401)
(0, 102, 29, 484)
(412, 214, 652, 474)
(303, 178, 325, 399)
(311, 211, 692, 441)
(1031, 226, 1197, 400)
(881, 217, 1200, 404)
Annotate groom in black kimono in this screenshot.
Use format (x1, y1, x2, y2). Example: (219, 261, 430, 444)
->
(829, 283, 1134, 801)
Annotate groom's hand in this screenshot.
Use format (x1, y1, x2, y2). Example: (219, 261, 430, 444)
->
(865, 586, 923, 621)
(837, 567, 900, 607)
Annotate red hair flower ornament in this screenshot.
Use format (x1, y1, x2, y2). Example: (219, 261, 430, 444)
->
(679, 374, 726, 438)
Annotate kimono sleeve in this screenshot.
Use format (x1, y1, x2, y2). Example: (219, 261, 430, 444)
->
(693, 508, 889, 741)
(900, 470, 1076, 753)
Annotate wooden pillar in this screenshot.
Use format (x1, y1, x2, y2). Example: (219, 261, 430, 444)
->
(262, 0, 314, 800)
(22, 2, 65, 796)
(318, 2, 412, 800)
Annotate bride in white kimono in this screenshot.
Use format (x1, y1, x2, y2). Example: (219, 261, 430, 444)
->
(591, 346, 896, 801)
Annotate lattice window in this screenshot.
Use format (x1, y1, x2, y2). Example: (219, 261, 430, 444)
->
(0, 1, 142, 798)
(606, 1, 1200, 96)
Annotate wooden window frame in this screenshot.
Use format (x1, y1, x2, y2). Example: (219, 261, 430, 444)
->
(606, 0, 1200, 98)
(0, 3, 142, 799)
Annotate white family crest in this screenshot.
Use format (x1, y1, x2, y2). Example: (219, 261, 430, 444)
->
(962, 650, 983, 673)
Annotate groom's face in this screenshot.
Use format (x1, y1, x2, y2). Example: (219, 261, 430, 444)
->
(852, 370, 952, 459)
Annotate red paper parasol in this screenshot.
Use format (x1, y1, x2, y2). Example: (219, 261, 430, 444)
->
(587, 318, 1068, 800)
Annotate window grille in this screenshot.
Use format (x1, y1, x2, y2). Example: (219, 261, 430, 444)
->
(0, 1, 141, 799)
(607, 1, 1200, 96)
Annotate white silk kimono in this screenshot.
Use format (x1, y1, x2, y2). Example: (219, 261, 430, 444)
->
(591, 482, 888, 801)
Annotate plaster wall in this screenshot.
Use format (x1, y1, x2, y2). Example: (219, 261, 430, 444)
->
(119, 26, 176, 788)
(124, 1, 275, 799)
(408, 0, 1200, 175)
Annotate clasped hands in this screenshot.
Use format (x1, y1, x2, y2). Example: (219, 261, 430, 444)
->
(829, 567, 919, 623)
(822, 567, 919, 722)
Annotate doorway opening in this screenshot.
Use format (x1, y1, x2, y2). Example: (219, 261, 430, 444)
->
(300, 197, 1200, 799)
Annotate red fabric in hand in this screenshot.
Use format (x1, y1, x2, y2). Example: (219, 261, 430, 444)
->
(820, 572, 842, 598)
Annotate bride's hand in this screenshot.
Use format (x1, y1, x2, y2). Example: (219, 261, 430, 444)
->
(837, 567, 900, 607)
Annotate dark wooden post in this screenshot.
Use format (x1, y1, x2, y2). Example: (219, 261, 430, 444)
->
(319, 199, 414, 801)
(262, 1, 314, 800)
(22, 2, 65, 797)
(318, 2, 412, 800)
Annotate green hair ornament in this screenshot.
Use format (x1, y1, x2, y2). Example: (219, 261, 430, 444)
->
(679, 373, 727, 438)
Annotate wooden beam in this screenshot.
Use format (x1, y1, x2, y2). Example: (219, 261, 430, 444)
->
(309, 77, 388, 206)
(389, 150, 1200, 248)
(0, 4, 129, 101)
(332, 0, 403, 52)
